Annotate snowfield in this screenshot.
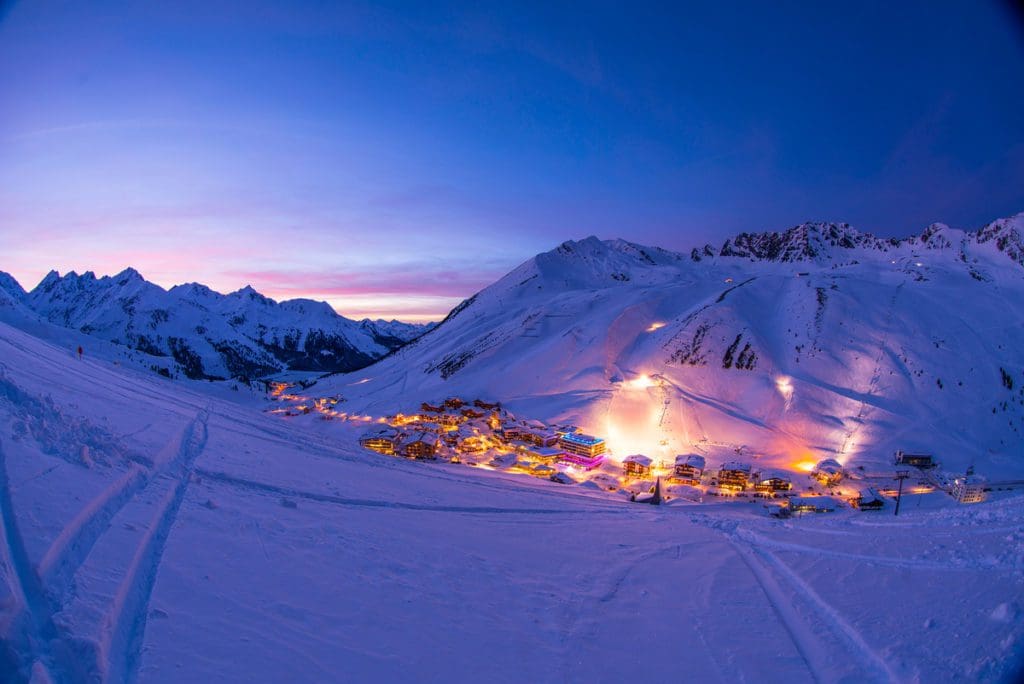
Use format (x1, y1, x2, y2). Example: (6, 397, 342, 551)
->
(0, 314, 1022, 682)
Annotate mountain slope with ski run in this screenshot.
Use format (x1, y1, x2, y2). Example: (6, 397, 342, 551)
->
(318, 212, 1024, 478)
(1, 269, 427, 381)
(0, 297, 1021, 683)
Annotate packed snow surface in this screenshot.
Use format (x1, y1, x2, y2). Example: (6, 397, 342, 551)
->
(0, 312, 1022, 683)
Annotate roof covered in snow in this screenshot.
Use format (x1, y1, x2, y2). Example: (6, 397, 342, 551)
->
(676, 454, 706, 468)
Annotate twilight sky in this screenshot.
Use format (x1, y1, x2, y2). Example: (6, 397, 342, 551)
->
(2, 1, 1023, 321)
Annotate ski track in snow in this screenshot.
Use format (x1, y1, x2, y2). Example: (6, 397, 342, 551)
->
(0, 440, 59, 682)
(101, 409, 209, 684)
(1, 404, 209, 684)
(36, 466, 148, 598)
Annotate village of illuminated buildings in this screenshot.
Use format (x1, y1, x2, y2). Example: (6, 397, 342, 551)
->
(267, 383, 995, 516)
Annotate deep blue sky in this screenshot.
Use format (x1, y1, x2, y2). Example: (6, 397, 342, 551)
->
(1, 1, 1022, 320)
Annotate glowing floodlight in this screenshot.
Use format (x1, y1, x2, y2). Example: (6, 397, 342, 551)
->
(646, 321, 666, 333)
(625, 374, 655, 390)
(775, 375, 794, 406)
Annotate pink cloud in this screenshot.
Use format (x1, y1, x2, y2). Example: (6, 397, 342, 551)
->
(225, 265, 503, 299)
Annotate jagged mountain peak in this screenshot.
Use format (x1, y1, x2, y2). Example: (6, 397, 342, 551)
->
(718, 221, 884, 263)
(111, 266, 145, 284)
(230, 284, 270, 302)
(169, 282, 216, 298)
(917, 222, 966, 250)
(34, 269, 120, 290)
(974, 212, 1024, 267)
(550, 235, 679, 263)
(37, 269, 63, 290)
(0, 271, 26, 299)
(520, 235, 681, 291)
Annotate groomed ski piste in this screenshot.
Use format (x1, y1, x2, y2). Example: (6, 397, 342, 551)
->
(0, 317, 1022, 683)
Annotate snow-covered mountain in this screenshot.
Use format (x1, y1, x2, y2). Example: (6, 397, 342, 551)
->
(316, 212, 1024, 477)
(5, 269, 427, 380)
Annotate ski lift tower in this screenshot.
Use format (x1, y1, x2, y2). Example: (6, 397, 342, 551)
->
(894, 469, 911, 516)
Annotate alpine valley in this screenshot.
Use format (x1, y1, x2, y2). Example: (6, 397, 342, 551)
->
(1, 213, 1023, 683)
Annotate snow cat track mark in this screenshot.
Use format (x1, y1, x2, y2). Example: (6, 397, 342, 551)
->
(733, 529, 977, 572)
(101, 408, 209, 684)
(729, 540, 825, 683)
(728, 527, 899, 683)
(194, 468, 624, 516)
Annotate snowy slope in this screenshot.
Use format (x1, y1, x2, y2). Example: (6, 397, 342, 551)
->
(316, 213, 1024, 478)
(9, 269, 425, 380)
(0, 315, 1022, 683)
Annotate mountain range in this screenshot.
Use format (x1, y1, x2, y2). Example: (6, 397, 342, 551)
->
(0, 268, 428, 380)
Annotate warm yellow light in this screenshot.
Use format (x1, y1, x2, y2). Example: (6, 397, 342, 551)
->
(625, 374, 655, 390)
(793, 459, 816, 473)
(646, 322, 666, 333)
(775, 375, 794, 406)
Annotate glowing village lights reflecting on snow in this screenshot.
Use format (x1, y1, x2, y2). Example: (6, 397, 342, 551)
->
(270, 375, 883, 498)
